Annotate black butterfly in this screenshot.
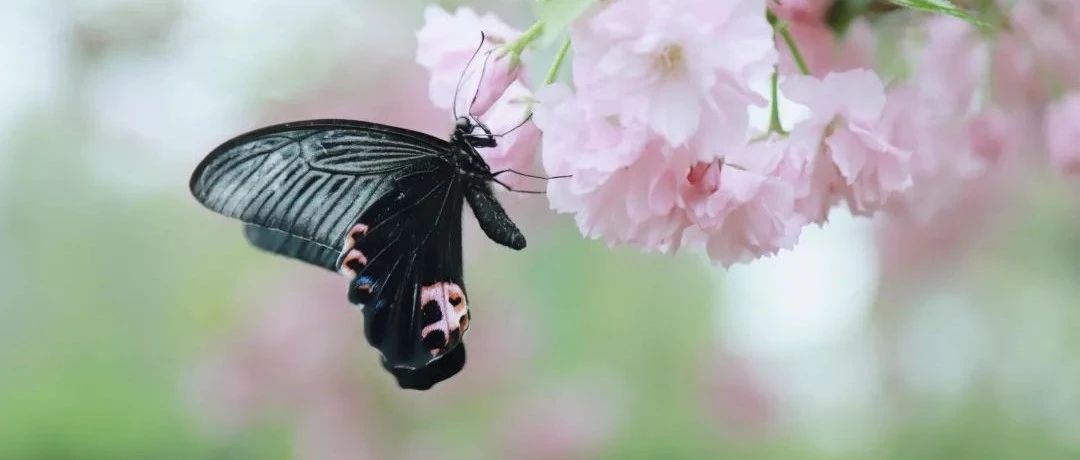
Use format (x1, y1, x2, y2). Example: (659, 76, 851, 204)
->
(189, 115, 537, 390)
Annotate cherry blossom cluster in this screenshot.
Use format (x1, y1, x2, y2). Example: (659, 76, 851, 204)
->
(416, 0, 1080, 266)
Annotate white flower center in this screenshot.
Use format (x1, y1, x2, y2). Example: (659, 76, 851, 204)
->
(654, 44, 685, 78)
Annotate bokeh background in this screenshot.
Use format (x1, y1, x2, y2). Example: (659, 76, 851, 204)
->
(3, 1, 1080, 459)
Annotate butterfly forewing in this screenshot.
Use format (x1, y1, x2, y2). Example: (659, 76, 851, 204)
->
(190, 120, 450, 270)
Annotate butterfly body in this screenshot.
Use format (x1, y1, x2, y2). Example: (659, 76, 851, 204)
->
(191, 118, 524, 390)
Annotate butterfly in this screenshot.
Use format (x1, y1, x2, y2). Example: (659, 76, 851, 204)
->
(189, 113, 546, 390)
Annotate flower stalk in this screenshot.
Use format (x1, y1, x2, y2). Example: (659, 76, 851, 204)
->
(504, 21, 545, 66)
(776, 22, 811, 76)
(768, 67, 787, 135)
(544, 39, 573, 85)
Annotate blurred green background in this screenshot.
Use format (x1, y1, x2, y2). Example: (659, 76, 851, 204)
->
(2, 1, 1080, 459)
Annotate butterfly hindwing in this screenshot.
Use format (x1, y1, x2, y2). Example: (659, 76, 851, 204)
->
(243, 224, 341, 271)
(338, 170, 471, 389)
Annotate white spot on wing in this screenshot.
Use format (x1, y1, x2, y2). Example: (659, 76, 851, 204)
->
(419, 282, 468, 354)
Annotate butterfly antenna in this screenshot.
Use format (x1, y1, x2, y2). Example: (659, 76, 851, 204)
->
(490, 112, 534, 138)
(467, 49, 494, 116)
(492, 169, 572, 180)
(492, 177, 547, 194)
(452, 32, 487, 120)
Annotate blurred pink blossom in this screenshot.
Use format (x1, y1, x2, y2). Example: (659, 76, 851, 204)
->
(1004, 1, 1080, 105)
(783, 70, 912, 221)
(447, 297, 538, 390)
(876, 15, 1026, 222)
(188, 279, 359, 407)
(702, 353, 778, 436)
(916, 17, 984, 113)
(499, 377, 624, 460)
(989, 32, 1045, 111)
(185, 274, 377, 442)
(416, 5, 523, 117)
(877, 85, 986, 222)
(1045, 92, 1080, 176)
(294, 389, 380, 460)
(272, 61, 446, 138)
(877, 175, 1003, 285)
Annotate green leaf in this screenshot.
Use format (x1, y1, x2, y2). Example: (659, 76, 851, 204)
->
(534, 0, 595, 46)
(886, 0, 989, 29)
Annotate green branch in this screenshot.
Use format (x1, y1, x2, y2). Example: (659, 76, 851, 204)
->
(768, 67, 786, 135)
(544, 39, 573, 85)
(777, 22, 811, 76)
(504, 21, 545, 65)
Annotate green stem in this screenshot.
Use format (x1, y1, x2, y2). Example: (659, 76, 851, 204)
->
(768, 67, 786, 135)
(544, 39, 572, 85)
(505, 21, 545, 62)
(777, 21, 812, 76)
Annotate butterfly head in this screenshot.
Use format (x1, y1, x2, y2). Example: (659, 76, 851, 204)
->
(454, 115, 473, 134)
(454, 116, 498, 150)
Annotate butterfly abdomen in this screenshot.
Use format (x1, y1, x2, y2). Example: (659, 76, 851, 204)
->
(464, 182, 526, 250)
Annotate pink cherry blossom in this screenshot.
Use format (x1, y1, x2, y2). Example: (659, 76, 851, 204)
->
(570, 0, 774, 152)
(415, 5, 522, 117)
(411, 0, 1080, 267)
(533, 0, 811, 266)
(1045, 92, 1080, 176)
(536, 84, 688, 252)
(681, 141, 803, 266)
(782, 70, 912, 221)
(415, 6, 540, 187)
(537, 83, 803, 265)
(463, 49, 524, 117)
